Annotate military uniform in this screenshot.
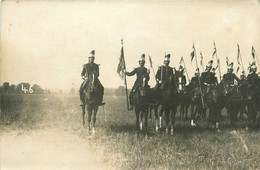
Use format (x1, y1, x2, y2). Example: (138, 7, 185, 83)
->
(201, 71, 218, 86)
(126, 67, 150, 92)
(155, 65, 174, 83)
(247, 72, 258, 89)
(176, 70, 186, 91)
(222, 72, 240, 85)
(79, 50, 104, 106)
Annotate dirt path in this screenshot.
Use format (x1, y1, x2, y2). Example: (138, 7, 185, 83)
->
(0, 129, 111, 170)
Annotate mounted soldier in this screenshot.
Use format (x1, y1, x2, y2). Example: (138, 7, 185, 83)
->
(79, 50, 105, 106)
(247, 62, 258, 90)
(222, 62, 240, 85)
(125, 54, 150, 110)
(201, 60, 218, 94)
(155, 54, 176, 90)
(176, 65, 187, 92)
(187, 68, 201, 90)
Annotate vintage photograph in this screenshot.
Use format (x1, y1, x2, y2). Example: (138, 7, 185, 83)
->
(0, 0, 260, 169)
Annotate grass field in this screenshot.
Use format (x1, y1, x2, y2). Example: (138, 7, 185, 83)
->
(0, 94, 260, 169)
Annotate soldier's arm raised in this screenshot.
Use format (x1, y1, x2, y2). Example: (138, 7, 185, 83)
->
(125, 68, 136, 76)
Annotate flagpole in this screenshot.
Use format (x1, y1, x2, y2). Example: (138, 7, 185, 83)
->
(214, 42, 222, 81)
(193, 43, 205, 108)
(252, 46, 260, 68)
(121, 39, 130, 111)
(182, 56, 190, 82)
(148, 55, 156, 81)
(237, 44, 245, 73)
(200, 52, 204, 72)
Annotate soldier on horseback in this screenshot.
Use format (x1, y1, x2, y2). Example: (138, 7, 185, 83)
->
(155, 54, 176, 90)
(247, 62, 258, 89)
(176, 65, 187, 92)
(201, 60, 218, 93)
(125, 54, 150, 110)
(79, 50, 105, 106)
(188, 68, 201, 90)
(222, 62, 240, 85)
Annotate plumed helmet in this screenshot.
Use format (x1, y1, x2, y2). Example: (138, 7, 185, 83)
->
(139, 54, 145, 63)
(89, 50, 95, 58)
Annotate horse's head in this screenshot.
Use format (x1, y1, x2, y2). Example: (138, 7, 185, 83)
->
(138, 76, 149, 97)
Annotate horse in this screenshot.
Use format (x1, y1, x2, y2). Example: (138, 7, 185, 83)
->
(177, 87, 191, 120)
(188, 87, 203, 127)
(148, 87, 160, 132)
(158, 75, 178, 135)
(81, 76, 101, 134)
(133, 77, 150, 134)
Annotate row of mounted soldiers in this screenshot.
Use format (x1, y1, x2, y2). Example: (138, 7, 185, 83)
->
(123, 52, 260, 128)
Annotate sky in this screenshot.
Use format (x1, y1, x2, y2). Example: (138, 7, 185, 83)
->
(1, 0, 260, 91)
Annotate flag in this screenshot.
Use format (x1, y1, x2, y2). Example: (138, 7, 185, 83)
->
(237, 44, 241, 65)
(252, 46, 255, 59)
(212, 42, 217, 58)
(149, 55, 153, 67)
(190, 43, 195, 62)
(226, 57, 229, 65)
(200, 52, 203, 66)
(117, 46, 125, 79)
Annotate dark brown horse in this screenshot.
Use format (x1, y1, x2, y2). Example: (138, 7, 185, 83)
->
(81, 77, 100, 134)
(133, 77, 150, 134)
(158, 75, 178, 135)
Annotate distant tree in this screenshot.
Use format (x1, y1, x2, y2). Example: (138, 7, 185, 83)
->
(58, 89, 63, 94)
(16, 83, 31, 94)
(9, 84, 16, 93)
(32, 84, 44, 94)
(2, 82, 10, 93)
(70, 88, 75, 94)
(0, 86, 3, 94)
(115, 86, 126, 96)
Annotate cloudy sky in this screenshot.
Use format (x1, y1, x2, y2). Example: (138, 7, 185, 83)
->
(1, 0, 260, 90)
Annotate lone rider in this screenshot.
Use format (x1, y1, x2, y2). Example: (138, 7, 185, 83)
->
(79, 50, 105, 106)
(125, 54, 150, 110)
(222, 62, 240, 86)
(155, 54, 175, 89)
(176, 65, 187, 92)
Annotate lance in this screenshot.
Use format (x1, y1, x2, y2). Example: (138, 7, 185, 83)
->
(252, 46, 260, 68)
(213, 42, 222, 81)
(181, 56, 190, 82)
(148, 55, 156, 81)
(200, 52, 204, 71)
(237, 44, 245, 73)
(193, 43, 205, 108)
(121, 39, 130, 111)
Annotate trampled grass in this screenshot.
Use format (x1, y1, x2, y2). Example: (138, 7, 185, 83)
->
(0, 94, 259, 169)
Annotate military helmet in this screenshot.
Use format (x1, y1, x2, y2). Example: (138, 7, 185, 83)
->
(195, 68, 200, 76)
(179, 65, 184, 71)
(89, 50, 95, 58)
(227, 62, 234, 72)
(249, 62, 257, 73)
(139, 54, 145, 64)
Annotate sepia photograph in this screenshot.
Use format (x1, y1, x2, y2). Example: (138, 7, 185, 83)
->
(0, 0, 260, 169)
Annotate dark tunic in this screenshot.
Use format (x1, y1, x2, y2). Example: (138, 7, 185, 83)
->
(155, 66, 174, 82)
(222, 73, 240, 85)
(176, 71, 187, 89)
(201, 71, 218, 86)
(126, 67, 150, 90)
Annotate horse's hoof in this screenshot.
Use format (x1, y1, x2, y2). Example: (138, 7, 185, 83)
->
(217, 129, 221, 133)
(171, 129, 174, 136)
(245, 126, 249, 131)
(92, 128, 95, 135)
(166, 128, 169, 134)
(156, 127, 159, 133)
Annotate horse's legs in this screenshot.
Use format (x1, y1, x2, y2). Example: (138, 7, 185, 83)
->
(159, 107, 164, 129)
(171, 108, 176, 135)
(155, 107, 159, 132)
(165, 109, 170, 134)
(145, 109, 148, 134)
(82, 105, 86, 127)
(92, 106, 98, 133)
(135, 107, 140, 130)
(190, 104, 196, 127)
(87, 105, 93, 131)
(140, 111, 143, 131)
(180, 104, 184, 120)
